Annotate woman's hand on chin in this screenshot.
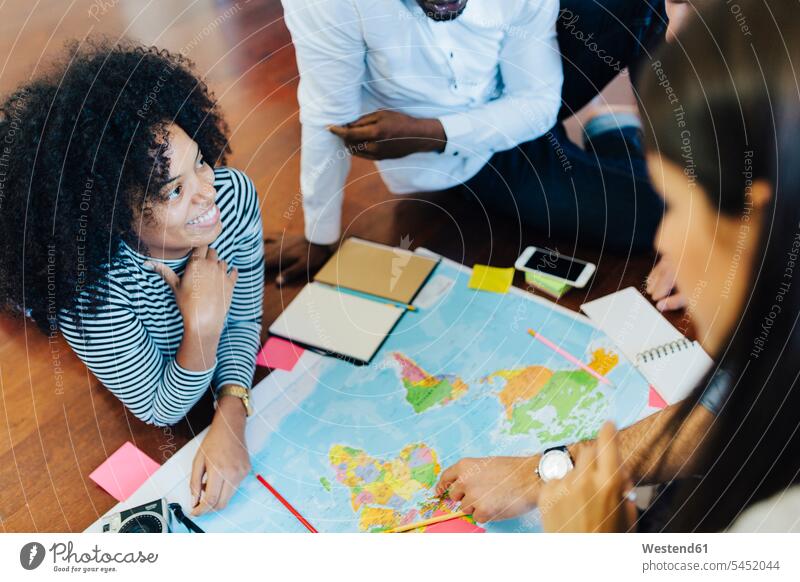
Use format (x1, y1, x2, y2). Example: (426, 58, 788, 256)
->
(189, 395, 251, 516)
(147, 244, 238, 340)
(147, 244, 239, 372)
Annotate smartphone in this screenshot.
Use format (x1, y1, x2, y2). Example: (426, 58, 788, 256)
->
(514, 246, 596, 288)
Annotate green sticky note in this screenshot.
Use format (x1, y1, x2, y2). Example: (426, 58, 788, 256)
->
(468, 264, 515, 294)
(525, 271, 571, 298)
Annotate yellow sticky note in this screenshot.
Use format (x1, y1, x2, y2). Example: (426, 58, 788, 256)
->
(468, 264, 515, 294)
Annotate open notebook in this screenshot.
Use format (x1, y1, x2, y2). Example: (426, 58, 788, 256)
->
(581, 287, 715, 405)
(268, 282, 406, 365)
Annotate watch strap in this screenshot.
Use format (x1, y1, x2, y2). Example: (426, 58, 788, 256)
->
(218, 384, 253, 417)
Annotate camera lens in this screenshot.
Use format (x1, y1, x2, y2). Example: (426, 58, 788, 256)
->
(118, 513, 165, 533)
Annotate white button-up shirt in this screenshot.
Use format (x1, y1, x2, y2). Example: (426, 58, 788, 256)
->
(282, 0, 563, 244)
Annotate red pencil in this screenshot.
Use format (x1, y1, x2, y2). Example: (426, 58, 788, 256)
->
(256, 473, 318, 533)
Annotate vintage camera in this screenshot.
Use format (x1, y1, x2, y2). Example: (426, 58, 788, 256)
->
(101, 498, 173, 533)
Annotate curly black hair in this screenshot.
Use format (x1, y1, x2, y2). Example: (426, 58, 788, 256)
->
(0, 38, 230, 333)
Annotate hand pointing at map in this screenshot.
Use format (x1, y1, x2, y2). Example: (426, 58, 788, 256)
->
(436, 456, 543, 523)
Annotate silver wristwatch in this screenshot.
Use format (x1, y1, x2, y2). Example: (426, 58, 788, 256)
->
(535, 446, 574, 482)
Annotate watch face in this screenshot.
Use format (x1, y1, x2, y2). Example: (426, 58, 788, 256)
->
(540, 450, 573, 481)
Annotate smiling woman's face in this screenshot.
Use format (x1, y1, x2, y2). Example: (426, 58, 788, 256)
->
(135, 123, 221, 259)
(646, 153, 771, 355)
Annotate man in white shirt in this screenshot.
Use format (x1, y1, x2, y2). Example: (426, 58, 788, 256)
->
(269, 0, 666, 282)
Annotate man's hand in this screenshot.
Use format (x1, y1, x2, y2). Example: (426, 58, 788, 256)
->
(539, 422, 637, 532)
(190, 394, 251, 516)
(264, 233, 334, 285)
(646, 256, 686, 312)
(328, 110, 447, 160)
(435, 456, 541, 522)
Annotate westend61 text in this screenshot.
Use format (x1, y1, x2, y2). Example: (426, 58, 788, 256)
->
(642, 543, 708, 554)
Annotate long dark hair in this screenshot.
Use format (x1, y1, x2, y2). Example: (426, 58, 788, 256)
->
(638, 0, 800, 531)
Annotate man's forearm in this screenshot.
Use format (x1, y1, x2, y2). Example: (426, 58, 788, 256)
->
(566, 403, 715, 484)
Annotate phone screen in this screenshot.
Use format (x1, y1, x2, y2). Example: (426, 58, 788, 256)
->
(526, 250, 588, 281)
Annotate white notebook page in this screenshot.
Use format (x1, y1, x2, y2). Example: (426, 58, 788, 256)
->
(269, 282, 404, 364)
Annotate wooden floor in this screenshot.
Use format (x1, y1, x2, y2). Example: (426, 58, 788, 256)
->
(0, 0, 679, 532)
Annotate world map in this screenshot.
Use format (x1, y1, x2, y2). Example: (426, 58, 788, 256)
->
(186, 258, 651, 533)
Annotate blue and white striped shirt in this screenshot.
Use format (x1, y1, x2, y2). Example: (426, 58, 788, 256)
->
(59, 167, 264, 427)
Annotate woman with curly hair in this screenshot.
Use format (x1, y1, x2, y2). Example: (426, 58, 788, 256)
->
(0, 40, 263, 516)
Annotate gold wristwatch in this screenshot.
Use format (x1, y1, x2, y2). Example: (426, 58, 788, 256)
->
(217, 384, 253, 417)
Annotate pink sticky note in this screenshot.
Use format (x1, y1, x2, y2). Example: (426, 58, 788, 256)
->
(424, 512, 486, 533)
(256, 337, 304, 371)
(89, 442, 161, 502)
(648, 386, 669, 409)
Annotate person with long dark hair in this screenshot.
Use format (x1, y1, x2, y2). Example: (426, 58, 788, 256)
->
(0, 40, 264, 516)
(437, 0, 800, 532)
(538, 0, 800, 531)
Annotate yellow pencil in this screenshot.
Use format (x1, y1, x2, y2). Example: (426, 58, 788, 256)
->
(384, 511, 467, 533)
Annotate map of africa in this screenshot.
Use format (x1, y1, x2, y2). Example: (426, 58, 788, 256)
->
(183, 258, 651, 533)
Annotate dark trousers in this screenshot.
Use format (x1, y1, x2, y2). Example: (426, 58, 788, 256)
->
(559, 0, 667, 117)
(462, 0, 667, 253)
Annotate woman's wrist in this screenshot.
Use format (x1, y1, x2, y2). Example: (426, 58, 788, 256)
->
(176, 322, 222, 372)
(214, 393, 248, 429)
(183, 318, 224, 347)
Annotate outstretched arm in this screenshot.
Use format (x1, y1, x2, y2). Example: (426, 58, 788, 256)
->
(436, 403, 714, 523)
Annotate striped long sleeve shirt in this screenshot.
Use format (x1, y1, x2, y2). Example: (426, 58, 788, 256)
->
(59, 167, 264, 427)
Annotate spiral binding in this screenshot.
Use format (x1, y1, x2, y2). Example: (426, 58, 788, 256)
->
(636, 338, 693, 363)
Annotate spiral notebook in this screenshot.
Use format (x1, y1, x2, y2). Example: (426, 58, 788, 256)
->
(581, 287, 715, 405)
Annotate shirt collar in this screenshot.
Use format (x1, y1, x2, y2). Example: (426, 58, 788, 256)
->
(121, 239, 191, 270)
